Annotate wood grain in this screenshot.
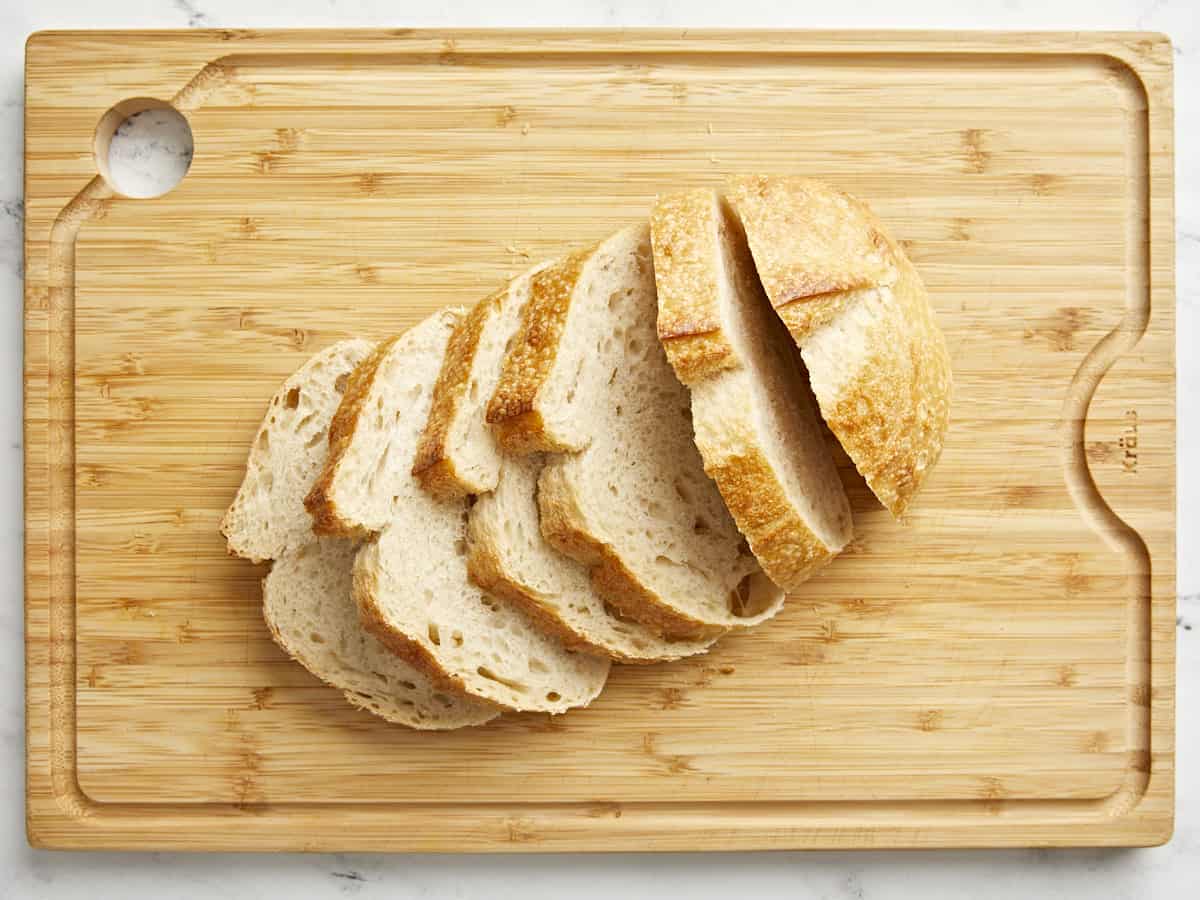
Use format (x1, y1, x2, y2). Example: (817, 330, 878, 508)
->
(24, 29, 1174, 851)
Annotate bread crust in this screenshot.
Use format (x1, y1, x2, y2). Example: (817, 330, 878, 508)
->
(651, 189, 739, 384)
(727, 175, 952, 517)
(304, 335, 402, 538)
(411, 291, 502, 500)
(652, 188, 845, 591)
(726, 175, 891, 338)
(486, 247, 592, 454)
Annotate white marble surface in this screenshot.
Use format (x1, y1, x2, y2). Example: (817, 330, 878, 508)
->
(0, 1, 1194, 897)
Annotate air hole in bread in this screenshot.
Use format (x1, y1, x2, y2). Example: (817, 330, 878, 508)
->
(334, 373, 349, 393)
(399, 680, 417, 691)
(693, 516, 710, 535)
(427, 622, 441, 646)
(433, 693, 454, 708)
(284, 387, 301, 409)
(453, 538, 467, 557)
(256, 430, 270, 451)
(309, 631, 324, 644)
(476, 666, 527, 693)
(468, 379, 479, 402)
(303, 428, 326, 450)
(529, 657, 549, 674)
(546, 691, 561, 702)
(451, 630, 463, 647)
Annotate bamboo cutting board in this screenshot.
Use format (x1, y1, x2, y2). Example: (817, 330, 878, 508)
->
(24, 29, 1175, 851)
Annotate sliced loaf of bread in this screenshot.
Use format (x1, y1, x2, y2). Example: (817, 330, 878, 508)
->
(223, 339, 496, 729)
(264, 538, 497, 728)
(308, 308, 610, 713)
(726, 175, 951, 517)
(221, 339, 373, 562)
(651, 188, 853, 592)
(488, 224, 783, 639)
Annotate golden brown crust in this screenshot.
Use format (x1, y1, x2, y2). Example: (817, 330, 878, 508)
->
(303, 336, 400, 539)
(726, 174, 892, 341)
(485, 247, 592, 454)
(351, 546, 509, 711)
(651, 187, 843, 590)
(650, 189, 738, 384)
(727, 174, 951, 518)
(411, 290, 503, 500)
(701, 437, 838, 590)
(817, 259, 951, 517)
(536, 463, 726, 642)
(488, 408, 570, 456)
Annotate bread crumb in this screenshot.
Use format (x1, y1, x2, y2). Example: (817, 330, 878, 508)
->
(705, 122, 713, 134)
(521, 123, 530, 136)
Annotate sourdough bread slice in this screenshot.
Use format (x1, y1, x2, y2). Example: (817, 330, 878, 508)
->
(310, 309, 609, 713)
(489, 224, 783, 639)
(486, 247, 614, 455)
(221, 339, 373, 562)
(726, 175, 951, 517)
(651, 189, 853, 592)
(412, 264, 547, 500)
(468, 454, 718, 662)
(264, 538, 497, 729)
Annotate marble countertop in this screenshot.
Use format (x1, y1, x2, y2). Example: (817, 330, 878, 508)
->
(1, 1, 1194, 897)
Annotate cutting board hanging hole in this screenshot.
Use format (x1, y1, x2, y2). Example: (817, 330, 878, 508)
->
(93, 98, 193, 199)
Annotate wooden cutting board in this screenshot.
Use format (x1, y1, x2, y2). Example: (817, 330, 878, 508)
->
(24, 29, 1175, 851)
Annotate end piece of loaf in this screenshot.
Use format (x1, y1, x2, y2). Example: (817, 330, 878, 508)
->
(726, 175, 951, 517)
(651, 188, 853, 592)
